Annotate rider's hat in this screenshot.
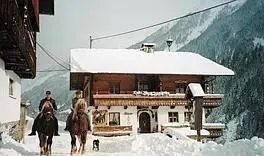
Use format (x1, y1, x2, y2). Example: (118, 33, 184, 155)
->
(75, 90, 82, 95)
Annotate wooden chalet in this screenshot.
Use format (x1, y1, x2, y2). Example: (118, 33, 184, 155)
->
(0, 0, 54, 124)
(0, 0, 54, 78)
(69, 46, 234, 137)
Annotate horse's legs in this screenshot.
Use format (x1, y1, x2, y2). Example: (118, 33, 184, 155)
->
(70, 134, 77, 154)
(38, 133, 46, 155)
(80, 132, 87, 154)
(77, 135, 82, 153)
(46, 135, 53, 155)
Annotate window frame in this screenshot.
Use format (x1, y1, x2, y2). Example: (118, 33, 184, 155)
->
(9, 78, 14, 96)
(184, 112, 192, 122)
(109, 112, 120, 126)
(138, 81, 149, 91)
(109, 81, 120, 94)
(168, 112, 179, 123)
(174, 81, 188, 93)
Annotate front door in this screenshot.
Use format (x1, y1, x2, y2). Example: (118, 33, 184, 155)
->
(139, 112, 151, 133)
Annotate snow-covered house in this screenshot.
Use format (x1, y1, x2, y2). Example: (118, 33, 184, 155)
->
(69, 46, 234, 137)
(0, 0, 54, 125)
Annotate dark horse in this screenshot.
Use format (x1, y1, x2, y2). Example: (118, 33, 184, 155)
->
(69, 99, 88, 154)
(37, 101, 55, 155)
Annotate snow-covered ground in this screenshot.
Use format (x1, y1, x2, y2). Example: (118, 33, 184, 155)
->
(1, 118, 264, 156)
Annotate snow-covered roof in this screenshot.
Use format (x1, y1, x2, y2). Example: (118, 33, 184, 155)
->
(187, 83, 205, 97)
(70, 48, 234, 76)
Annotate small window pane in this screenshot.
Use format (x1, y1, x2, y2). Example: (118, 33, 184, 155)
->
(168, 112, 178, 122)
(109, 112, 120, 126)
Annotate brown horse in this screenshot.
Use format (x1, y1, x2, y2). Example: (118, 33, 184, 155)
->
(37, 101, 55, 155)
(69, 99, 88, 154)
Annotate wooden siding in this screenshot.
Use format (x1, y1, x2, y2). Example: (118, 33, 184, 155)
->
(93, 74, 135, 94)
(159, 75, 201, 92)
(92, 74, 201, 94)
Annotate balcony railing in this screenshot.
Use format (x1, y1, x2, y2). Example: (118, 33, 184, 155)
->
(93, 92, 223, 107)
(0, 0, 37, 78)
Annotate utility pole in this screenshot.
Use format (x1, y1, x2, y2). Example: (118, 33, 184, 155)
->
(89, 36, 92, 49)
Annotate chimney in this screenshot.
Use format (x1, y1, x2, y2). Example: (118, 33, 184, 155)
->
(140, 43, 156, 53)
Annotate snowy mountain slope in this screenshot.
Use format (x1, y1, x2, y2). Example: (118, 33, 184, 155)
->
(21, 71, 73, 120)
(21, 72, 57, 93)
(128, 0, 246, 51)
(179, 0, 264, 141)
(131, 0, 264, 141)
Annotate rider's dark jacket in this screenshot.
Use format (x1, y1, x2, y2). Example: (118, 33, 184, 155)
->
(39, 98, 57, 112)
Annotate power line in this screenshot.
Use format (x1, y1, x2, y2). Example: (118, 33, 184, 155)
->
(92, 0, 237, 41)
(37, 42, 70, 68)
(36, 42, 69, 70)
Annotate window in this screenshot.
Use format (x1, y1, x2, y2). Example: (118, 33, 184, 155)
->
(138, 82, 148, 91)
(9, 79, 14, 96)
(204, 83, 214, 94)
(109, 82, 120, 94)
(184, 112, 192, 122)
(168, 112, 178, 122)
(109, 112, 120, 126)
(175, 82, 187, 93)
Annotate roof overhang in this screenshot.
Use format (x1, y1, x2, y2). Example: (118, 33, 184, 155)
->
(70, 48, 235, 76)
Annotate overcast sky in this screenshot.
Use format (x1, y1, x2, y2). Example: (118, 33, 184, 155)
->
(37, 0, 223, 70)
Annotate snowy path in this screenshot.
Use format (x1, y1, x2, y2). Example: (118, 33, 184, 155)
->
(24, 132, 135, 156)
(1, 119, 264, 156)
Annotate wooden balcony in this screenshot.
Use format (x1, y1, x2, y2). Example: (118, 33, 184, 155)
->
(203, 123, 225, 138)
(93, 93, 223, 107)
(0, 0, 37, 78)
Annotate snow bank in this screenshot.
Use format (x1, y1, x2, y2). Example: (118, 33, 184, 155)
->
(163, 127, 209, 140)
(0, 132, 38, 156)
(1, 129, 264, 156)
(132, 134, 264, 156)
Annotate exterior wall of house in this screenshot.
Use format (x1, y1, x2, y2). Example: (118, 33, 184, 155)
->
(0, 58, 21, 124)
(157, 106, 190, 131)
(89, 106, 138, 134)
(93, 74, 135, 94)
(88, 105, 207, 134)
(92, 74, 201, 94)
(159, 75, 201, 92)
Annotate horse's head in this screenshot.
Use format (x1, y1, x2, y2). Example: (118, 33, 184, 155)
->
(41, 101, 54, 120)
(45, 111, 53, 121)
(75, 99, 87, 113)
(72, 99, 87, 120)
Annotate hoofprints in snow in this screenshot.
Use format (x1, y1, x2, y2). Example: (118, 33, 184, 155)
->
(69, 45, 234, 138)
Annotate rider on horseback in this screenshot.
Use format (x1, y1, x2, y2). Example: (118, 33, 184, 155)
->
(64, 90, 90, 131)
(28, 90, 60, 136)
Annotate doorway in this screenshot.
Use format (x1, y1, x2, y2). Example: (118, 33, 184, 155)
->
(139, 112, 151, 133)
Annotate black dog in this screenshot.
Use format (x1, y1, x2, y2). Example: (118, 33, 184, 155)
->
(92, 139, 99, 151)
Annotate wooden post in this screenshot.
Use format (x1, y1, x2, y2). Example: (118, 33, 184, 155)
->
(20, 102, 30, 144)
(194, 97, 203, 142)
(197, 129, 201, 142)
(89, 36, 92, 49)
